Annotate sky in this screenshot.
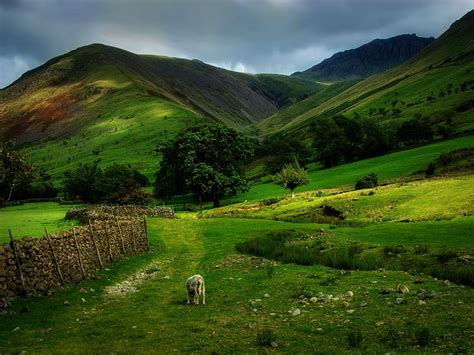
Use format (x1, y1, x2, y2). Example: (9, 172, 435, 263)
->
(1, 0, 473, 88)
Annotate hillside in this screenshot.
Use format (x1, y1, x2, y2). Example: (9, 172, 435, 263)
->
(0, 44, 320, 180)
(259, 10, 474, 136)
(0, 44, 321, 144)
(293, 34, 434, 82)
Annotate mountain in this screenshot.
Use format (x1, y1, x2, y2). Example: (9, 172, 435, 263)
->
(0, 44, 321, 144)
(0, 44, 320, 180)
(293, 34, 435, 82)
(259, 10, 474, 136)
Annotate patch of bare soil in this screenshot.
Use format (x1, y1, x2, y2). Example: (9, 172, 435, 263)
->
(104, 261, 162, 297)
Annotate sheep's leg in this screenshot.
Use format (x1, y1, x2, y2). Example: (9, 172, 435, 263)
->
(195, 290, 199, 305)
(187, 293, 190, 304)
(203, 283, 206, 305)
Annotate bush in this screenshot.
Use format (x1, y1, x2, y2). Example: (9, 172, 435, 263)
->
(256, 328, 276, 346)
(355, 172, 378, 190)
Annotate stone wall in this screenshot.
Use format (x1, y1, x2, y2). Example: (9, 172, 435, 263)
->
(66, 205, 175, 223)
(0, 217, 149, 309)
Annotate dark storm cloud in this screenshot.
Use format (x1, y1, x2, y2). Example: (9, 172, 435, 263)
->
(1, 0, 473, 87)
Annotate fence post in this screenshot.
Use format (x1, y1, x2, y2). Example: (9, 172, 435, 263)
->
(73, 228, 86, 279)
(89, 222, 103, 269)
(116, 217, 126, 256)
(44, 227, 64, 285)
(143, 217, 150, 251)
(8, 229, 26, 295)
(105, 223, 113, 262)
(131, 222, 137, 253)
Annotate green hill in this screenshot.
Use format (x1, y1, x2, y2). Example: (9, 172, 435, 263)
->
(257, 10, 474, 136)
(0, 44, 319, 181)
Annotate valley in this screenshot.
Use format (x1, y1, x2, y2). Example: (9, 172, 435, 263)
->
(0, 7, 473, 354)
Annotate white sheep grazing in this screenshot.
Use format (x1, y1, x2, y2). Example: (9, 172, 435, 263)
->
(186, 275, 205, 305)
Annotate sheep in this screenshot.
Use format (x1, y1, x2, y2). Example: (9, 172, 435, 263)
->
(186, 275, 205, 305)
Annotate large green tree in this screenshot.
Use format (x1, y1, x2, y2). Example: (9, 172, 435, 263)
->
(63, 162, 150, 204)
(0, 141, 36, 202)
(155, 124, 253, 207)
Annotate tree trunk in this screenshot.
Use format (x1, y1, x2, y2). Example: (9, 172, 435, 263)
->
(7, 183, 14, 202)
(213, 199, 220, 208)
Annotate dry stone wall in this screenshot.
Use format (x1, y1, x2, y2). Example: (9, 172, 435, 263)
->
(0, 217, 149, 310)
(66, 205, 175, 223)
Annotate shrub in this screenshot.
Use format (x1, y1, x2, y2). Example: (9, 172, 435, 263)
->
(256, 328, 276, 346)
(355, 172, 378, 190)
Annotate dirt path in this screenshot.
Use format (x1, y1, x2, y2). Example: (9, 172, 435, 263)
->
(141, 218, 206, 304)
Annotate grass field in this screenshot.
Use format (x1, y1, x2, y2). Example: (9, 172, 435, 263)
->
(221, 136, 474, 204)
(0, 216, 472, 353)
(0, 203, 79, 244)
(206, 175, 474, 225)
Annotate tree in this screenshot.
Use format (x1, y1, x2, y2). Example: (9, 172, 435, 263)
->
(155, 124, 253, 207)
(0, 141, 36, 202)
(64, 162, 151, 204)
(273, 162, 309, 198)
(354, 172, 378, 190)
(313, 117, 348, 168)
(397, 117, 434, 145)
(263, 138, 313, 175)
(63, 162, 106, 203)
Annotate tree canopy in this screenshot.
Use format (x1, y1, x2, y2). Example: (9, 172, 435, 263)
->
(0, 141, 36, 202)
(273, 162, 309, 198)
(155, 124, 253, 207)
(63, 162, 150, 204)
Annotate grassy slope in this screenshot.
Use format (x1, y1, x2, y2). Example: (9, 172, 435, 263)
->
(221, 136, 474, 204)
(1, 45, 321, 183)
(0, 203, 79, 243)
(256, 80, 357, 134)
(22, 82, 201, 182)
(1, 216, 472, 353)
(204, 175, 474, 225)
(257, 11, 474, 136)
(254, 74, 323, 107)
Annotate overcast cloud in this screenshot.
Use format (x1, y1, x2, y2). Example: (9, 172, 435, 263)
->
(1, 0, 473, 87)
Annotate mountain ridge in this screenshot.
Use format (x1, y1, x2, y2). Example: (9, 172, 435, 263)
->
(293, 34, 435, 82)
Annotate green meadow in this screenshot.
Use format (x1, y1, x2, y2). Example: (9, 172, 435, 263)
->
(223, 135, 474, 204)
(0, 215, 472, 353)
(0, 203, 79, 244)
